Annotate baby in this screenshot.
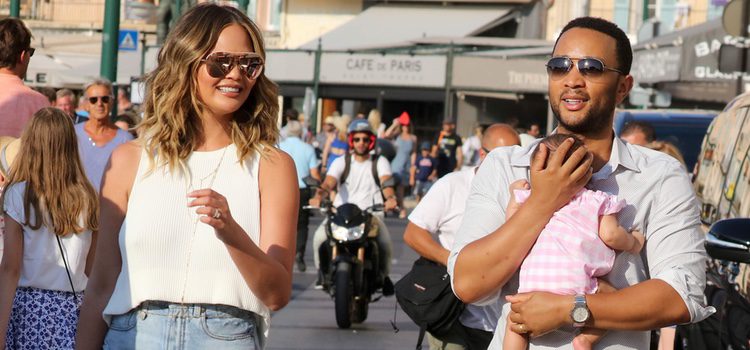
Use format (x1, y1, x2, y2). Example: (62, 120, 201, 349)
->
(503, 134, 645, 350)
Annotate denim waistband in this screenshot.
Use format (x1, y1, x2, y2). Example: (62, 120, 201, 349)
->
(135, 301, 257, 320)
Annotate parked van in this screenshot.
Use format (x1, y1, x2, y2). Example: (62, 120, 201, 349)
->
(614, 109, 717, 171)
(694, 91, 750, 226)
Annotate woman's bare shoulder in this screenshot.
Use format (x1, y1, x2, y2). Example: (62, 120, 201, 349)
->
(110, 140, 142, 170)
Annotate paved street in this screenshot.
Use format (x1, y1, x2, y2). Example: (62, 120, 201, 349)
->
(267, 214, 422, 349)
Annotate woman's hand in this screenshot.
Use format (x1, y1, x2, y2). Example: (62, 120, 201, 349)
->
(188, 189, 235, 235)
(528, 139, 593, 213)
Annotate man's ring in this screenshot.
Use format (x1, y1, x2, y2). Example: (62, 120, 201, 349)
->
(212, 208, 221, 219)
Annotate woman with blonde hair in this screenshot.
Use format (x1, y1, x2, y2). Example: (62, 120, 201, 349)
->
(76, 4, 297, 349)
(322, 114, 351, 172)
(367, 109, 386, 138)
(0, 107, 99, 349)
(646, 140, 686, 169)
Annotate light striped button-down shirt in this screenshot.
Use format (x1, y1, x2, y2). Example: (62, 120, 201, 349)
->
(448, 136, 715, 350)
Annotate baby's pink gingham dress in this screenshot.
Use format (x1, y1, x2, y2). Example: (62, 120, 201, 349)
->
(515, 188, 626, 294)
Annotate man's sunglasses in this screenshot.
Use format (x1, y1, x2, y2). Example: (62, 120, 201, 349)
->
(352, 137, 371, 144)
(88, 96, 111, 104)
(26, 47, 35, 57)
(201, 52, 264, 79)
(545, 56, 624, 82)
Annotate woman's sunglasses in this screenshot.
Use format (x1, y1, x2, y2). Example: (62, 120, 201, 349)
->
(88, 96, 111, 104)
(545, 56, 624, 82)
(201, 52, 264, 80)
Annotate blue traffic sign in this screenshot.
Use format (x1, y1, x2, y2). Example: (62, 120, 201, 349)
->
(118, 30, 138, 51)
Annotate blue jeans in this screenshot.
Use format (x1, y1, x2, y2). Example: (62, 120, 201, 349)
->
(103, 301, 262, 350)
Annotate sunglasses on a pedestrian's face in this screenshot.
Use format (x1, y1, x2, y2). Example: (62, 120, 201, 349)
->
(26, 47, 35, 57)
(88, 96, 111, 104)
(545, 56, 624, 82)
(201, 52, 264, 80)
(352, 137, 371, 144)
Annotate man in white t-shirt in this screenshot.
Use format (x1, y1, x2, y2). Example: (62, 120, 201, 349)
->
(404, 124, 520, 350)
(309, 119, 398, 289)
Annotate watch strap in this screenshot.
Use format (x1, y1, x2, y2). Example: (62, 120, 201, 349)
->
(572, 294, 588, 327)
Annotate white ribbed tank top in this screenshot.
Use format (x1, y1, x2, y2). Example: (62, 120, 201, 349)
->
(103, 144, 270, 338)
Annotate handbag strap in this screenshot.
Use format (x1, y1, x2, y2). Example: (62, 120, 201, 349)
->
(55, 234, 77, 295)
(416, 326, 426, 350)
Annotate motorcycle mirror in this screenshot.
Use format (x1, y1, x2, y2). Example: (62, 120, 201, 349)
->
(303, 176, 321, 188)
(705, 218, 750, 263)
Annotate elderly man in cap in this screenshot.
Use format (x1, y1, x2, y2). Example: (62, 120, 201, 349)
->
(279, 121, 321, 272)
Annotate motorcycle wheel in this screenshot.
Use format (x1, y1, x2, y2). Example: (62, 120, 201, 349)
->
(353, 297, 369, 323)
(334, 261, 353, 329)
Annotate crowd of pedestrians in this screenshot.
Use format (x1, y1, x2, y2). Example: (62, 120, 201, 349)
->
(0, 9, 715, 350)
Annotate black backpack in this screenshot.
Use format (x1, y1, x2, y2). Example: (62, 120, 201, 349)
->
(340, 153, 381, 188)
(394, 257, 465, 349)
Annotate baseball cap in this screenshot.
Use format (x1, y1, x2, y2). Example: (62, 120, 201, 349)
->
(398, 111, 410, 126)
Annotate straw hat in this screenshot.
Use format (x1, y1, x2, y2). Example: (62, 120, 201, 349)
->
(0, 136, 19, 179)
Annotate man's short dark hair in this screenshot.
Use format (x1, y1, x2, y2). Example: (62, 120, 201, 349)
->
(0, 18, 32, 69)
(554, 17, 632, 75)
(283, 108, 299, 122)
(621, 121, 655, 143)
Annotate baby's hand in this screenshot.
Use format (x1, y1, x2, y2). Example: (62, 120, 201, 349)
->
(628, 230, 645, 254)
(506, 180, 529, 218)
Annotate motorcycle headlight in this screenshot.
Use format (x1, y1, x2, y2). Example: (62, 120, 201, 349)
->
(330, 222, 366, 241)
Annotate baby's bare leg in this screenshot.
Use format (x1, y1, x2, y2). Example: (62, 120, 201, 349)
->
(598, 215, 645, 254)
(503, 314, 529, 350)
(573, 328, 606, 350)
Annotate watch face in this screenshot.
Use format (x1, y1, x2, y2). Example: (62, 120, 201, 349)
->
(572, 307, 589, 323)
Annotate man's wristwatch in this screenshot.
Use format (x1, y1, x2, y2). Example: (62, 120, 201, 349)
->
(570, 294, 590, 327)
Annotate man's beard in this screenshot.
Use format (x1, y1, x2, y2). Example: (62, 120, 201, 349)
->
(353, 148, 369, 156)
(550, 93, 616, 136)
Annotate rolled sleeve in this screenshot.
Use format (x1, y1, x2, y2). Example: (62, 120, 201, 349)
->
(647, 161, 715, 323)
(447, 151, 513, 305)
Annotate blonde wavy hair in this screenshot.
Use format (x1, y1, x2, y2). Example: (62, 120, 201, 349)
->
(0, 107, 98, 235)
(138, 3, 279, 171)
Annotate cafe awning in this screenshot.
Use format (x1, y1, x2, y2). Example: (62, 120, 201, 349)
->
(298, 4, 515, 51)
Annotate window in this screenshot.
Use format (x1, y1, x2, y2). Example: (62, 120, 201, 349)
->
(613, 0, 630, 32)
(267, 0, 282, 31)
(247, 0, 257, 21)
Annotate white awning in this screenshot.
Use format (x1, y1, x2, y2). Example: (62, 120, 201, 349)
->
(298, 5, 514, 51)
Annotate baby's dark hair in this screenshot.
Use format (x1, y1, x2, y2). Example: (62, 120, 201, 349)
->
(532, 133, 585, 162)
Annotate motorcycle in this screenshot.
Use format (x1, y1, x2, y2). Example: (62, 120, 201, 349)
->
(304, 177, 395, 329)
(675, 218, 750, 349)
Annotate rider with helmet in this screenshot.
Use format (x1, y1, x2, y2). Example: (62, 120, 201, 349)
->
(309, 119, 398, 290)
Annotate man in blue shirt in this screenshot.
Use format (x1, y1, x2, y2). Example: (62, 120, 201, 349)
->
(279, 120, 320, 272)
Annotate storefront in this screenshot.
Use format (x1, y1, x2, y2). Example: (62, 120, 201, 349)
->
(632, 19, 750, 109)
(265, 0, 552, 139)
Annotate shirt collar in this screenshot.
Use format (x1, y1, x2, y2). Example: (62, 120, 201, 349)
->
(509, 131, 641, 175)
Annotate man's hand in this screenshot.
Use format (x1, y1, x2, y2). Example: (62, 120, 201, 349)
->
(506, 292, 570, 338)
(308, 196, 321, 208)
(384, 196, 398, 211)
(528, 139, 593, 213)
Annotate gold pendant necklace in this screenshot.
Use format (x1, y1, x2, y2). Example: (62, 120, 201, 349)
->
(180, 145, 229, 304)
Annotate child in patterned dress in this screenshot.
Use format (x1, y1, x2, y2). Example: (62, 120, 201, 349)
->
(503, 134, 645, 350)
(0, 108, 98, 350)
